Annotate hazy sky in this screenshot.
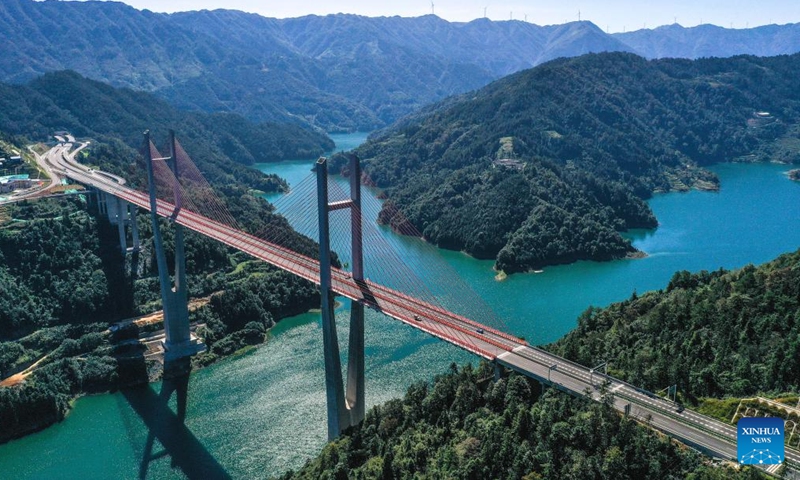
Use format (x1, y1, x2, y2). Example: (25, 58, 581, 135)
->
(87, 0, 800, 33)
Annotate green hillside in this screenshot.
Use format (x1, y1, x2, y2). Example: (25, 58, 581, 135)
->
(551, 249, 800, 400)
(280, 364, 762, 479)
(348, 52, 800, 273)
(0, 70, 333, 192)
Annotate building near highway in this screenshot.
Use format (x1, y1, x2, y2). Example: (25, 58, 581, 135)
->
(0, 174, 32, 193)
(0, 156, 22, 170)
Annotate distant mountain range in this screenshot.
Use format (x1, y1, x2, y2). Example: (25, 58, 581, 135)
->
(2, 0, 799, 131)
(615, 23, 800, 60)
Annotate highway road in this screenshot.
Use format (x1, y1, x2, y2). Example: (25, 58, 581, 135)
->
(29, 145, 61, 193)
(46, 140, 798, 475)
(1, 139, 91, 205)
(498, 347, 794, 474)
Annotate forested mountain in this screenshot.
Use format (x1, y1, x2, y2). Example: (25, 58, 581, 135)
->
(0, 70, 332, 191)
(346, 52, 800, 273)
(0, 0, 632, 130)
(615, 23, 800, 60)
(4, 0, 797, 132)
(280, 364, 761, 479)
(551, 248, 800, 401)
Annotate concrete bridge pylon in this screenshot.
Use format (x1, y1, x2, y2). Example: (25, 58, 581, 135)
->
(143, 130, 204, 361)
(316, 155, 366, 440)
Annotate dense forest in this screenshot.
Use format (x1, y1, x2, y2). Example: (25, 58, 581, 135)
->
(0, 70, 333, 192)
(280, 364, 763, 479)
(550, 249, 800, 401)
(345, 52, 800, 273)
(0, 194, 319, 340)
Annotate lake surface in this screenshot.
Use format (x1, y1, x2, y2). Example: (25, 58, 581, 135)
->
(1, 132, 799, 479)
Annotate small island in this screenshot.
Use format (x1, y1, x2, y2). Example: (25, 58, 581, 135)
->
(789, 169, 800, 181)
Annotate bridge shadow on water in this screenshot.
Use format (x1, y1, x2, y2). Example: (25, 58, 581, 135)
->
(121, 358, 232, 480)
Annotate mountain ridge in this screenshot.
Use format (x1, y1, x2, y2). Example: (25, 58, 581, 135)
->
(614, 22, 800, 60)
(5, 0, 797, 131)
(344, 52, 800, 273)
(0, 69, 333, 192)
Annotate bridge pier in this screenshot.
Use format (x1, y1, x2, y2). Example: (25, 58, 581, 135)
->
(106, 193, 116, 223)
(316, 155, 366, 440)
(86, 188, 98, 214)
(118, 200, 140, 254)
(105, 192, 118, 223)
(493, 362, 505, 382)
(116, 198, 126, 251)
(144, 130, 204, 361)
(96, 189, 108, 216)
(103, 193, 141, 255)
(128, 202, 140, 252)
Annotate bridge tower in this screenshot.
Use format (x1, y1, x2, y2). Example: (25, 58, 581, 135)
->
(316, 155, 366, 440)
(143, 130, 203, 361)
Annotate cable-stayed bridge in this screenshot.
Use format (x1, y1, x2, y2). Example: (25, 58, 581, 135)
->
(38, 132, 799, 474)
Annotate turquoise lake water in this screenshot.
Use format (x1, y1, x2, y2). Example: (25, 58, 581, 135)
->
(1, 132, 798, 478)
